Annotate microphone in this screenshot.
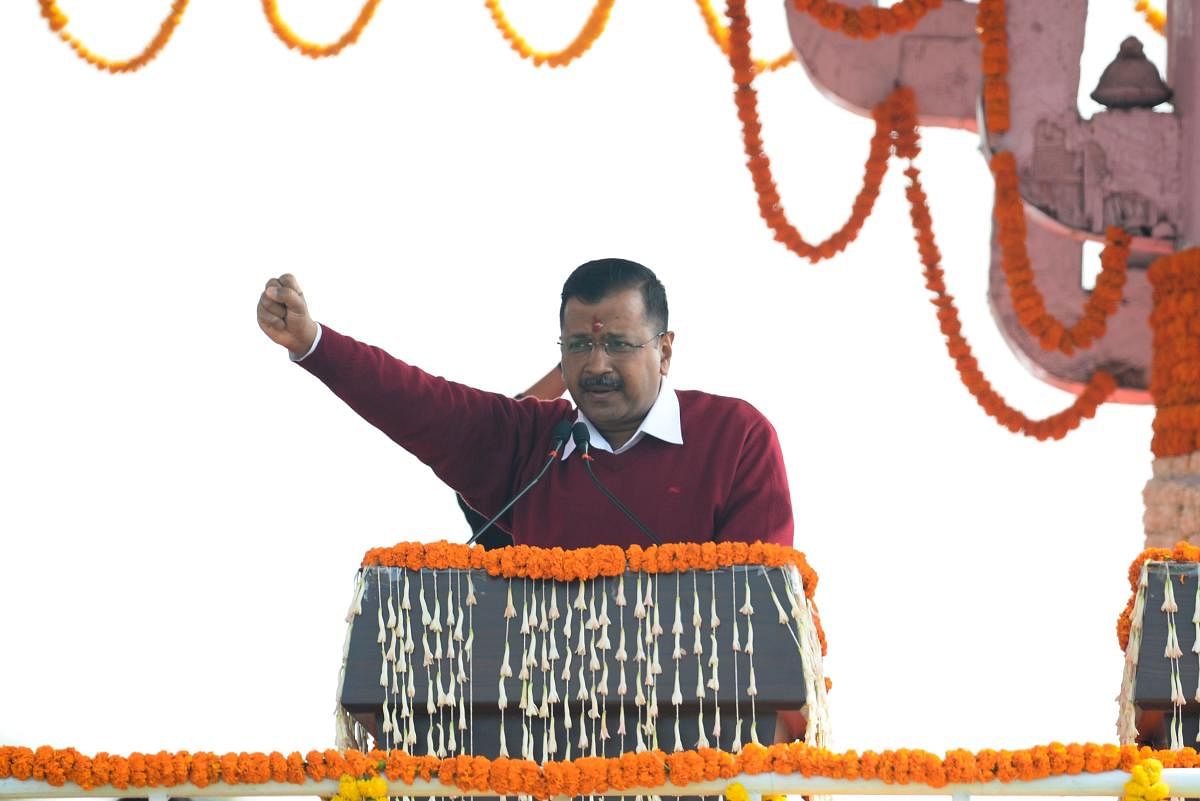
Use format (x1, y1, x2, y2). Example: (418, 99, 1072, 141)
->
(467, 420, 573, 545)
(571, 422, 663, 546)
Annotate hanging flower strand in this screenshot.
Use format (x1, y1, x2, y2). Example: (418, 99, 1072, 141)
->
(992, 150, 1132, 355)
(484, 0, 616, 68)
(976, 0, 1010, 134)
(725, 0, 895, 262)
(1134, 0, 1167, 36)
(36, 0, 188, 74)
(260, 0, 382, 59)
(789, 0, 942, 40)
(897, 106, 1116, 440)
(694, 0, 795, 74)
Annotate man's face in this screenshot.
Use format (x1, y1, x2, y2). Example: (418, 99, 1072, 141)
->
(560, 288, 673, 442)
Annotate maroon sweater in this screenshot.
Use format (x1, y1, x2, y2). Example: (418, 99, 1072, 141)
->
(300, 327, 794, 548)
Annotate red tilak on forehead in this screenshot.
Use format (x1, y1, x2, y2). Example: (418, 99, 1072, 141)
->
(591, 317, 604, 332)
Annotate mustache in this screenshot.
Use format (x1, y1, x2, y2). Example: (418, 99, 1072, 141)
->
(580, 375, 623, 391)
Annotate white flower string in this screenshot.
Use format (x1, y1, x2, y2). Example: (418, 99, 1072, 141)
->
(466, 570, 476, 755)
(599, 577, 612, 754)
(671, 572, 684, 752)
(1163, 567, 1185, 748)
(519, 577, 532, 760)
(376, 570, 391, 745)
(587, 579, 600, 755)
(403, 570, 417, 750)
(693, 571, 709, 748)
(779, 562, 831, 748)
(634, 571, 647, 753)
(577, 580, 591, 754)
(547, 582, 559, 757)
(615, 573, 628, 752)
(562, 578, 575, 759)
(1118, 563, 1150, 743)
(337, 570, 368, 752)
(649, 572, 662, 751)
(527, 579, 540, 761)
(444, 574, 458, 755)
(1193, 565, 1200, 714)
(539, 581, 553, 761)
(423, 573, 437, 757)
(456, 570, 468, 754)
(498, 577, 515, 758)
(433, 571, 449, 758)
(708, 571, 721, 746)
(741, 571, 760, 746)
(391, 570, 405, 749)
(729, 567, 743, 753)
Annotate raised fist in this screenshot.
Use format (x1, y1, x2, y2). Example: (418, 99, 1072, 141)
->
(257, 273, 319, 358)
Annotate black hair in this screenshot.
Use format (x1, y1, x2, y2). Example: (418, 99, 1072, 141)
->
(559, 258, 668, 332)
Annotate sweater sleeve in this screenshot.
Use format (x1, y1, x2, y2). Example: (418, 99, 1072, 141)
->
(714, 411, 794, 546)
(297, 325, 570, 516)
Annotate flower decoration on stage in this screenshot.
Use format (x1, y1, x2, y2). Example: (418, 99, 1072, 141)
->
(1118, 542, 1200, 651)
(4, 742, 1200, 796)
(1124, 758, 1170, 801)
(333, 773, 389, 801)
(724, 780, 752, 801)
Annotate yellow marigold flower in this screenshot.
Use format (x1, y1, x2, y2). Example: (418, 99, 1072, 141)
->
(724, 782, 751, 801)
(1124, 759, 1169, 801)
(338, 774, 362, 801)
(362, 776, 389, 800)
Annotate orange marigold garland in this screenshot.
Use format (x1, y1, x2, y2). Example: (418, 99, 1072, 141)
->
(260, 0, 381, 59)
(991, 152, 1132, 355)
(37, 0, 188, 74)
(789, 0, 942, 40)
(484, 0, 615, 68)
(695, 0, 795, 74)
(1147, 249, 1200, 456)
(725, 0, 894, 262)
(893, 90, 1116, 440)
(361, 540, 827, 655)
(1135, 0, 1167, 36)
(2, 742, 1196, 795)
(976, 0, 1010, 134)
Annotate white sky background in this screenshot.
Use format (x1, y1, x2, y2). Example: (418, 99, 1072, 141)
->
(0, 0, 1176, 783)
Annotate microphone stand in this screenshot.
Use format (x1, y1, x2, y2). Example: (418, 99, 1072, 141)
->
(467, 423, 571, 545)
(574, 429, 663, 546)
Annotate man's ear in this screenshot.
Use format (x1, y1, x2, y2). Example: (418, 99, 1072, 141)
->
(659, 332, 674, 376)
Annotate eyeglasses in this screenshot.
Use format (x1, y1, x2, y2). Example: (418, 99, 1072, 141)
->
(558, 332, 666, 359)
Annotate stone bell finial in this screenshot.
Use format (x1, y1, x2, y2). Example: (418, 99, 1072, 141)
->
(1090, 36, 1173, 109)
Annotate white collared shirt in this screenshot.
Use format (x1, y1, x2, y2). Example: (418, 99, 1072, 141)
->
(561, 376, 684, 459)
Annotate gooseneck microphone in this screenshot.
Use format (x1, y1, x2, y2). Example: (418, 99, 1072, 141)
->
(467, 420, 573, 545)
(571, 422, 663, 546)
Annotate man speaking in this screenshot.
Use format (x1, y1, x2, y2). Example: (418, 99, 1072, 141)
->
(257, 259, 793, 547)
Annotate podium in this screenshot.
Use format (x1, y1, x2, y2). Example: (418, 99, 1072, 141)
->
(1133, 561, 1200, 746)
(338, 560, 814, 760)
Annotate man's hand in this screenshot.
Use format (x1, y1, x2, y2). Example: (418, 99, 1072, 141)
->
(257, 274, 319, 358)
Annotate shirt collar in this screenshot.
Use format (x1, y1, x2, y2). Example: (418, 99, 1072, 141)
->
(561, 376, 683, 459)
